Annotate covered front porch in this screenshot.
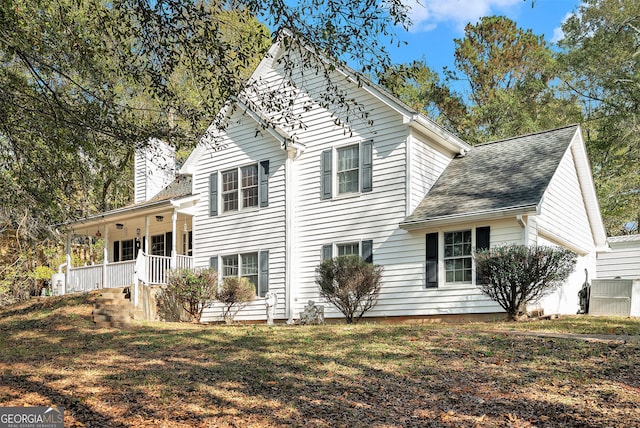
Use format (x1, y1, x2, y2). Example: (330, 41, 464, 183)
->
(60, 194, 198, 293)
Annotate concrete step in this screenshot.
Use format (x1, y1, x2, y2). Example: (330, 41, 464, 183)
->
(93, 287, 132, 328)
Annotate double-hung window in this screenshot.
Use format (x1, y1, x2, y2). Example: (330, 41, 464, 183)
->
(321, 140, 373, 199)
(322, 240, 374, 263)
(221, 165, 258, 212)
(444, 230, 472, 283)
(425, 227, 490, 288)
(212, 251, 270, 297)
(337, 242, 360, 256)
(210, 161, 269, 216)
(151, 234, 165, 257)
(337, 145, 359, 195)
(121, 239, 134, 261)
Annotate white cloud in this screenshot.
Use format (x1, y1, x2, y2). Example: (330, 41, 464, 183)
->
(551, 12, 576, 43)
(406, 0, 523, 33)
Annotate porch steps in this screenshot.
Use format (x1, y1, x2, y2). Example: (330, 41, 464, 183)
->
(93, 287, 132, 328)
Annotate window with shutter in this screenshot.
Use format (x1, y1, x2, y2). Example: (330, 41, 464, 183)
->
(321, 140, 374, 199)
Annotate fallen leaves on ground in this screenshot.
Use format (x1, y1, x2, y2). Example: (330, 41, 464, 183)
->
(0, 293, 639, 427)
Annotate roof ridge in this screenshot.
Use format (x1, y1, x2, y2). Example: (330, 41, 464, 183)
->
(475, 124, 579, 148)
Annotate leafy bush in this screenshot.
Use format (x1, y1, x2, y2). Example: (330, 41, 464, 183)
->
(315, 255, 383, 324)
(215, 277, 256, 323)
(165, 268, 218, 323)
(474, 245, 577, 321)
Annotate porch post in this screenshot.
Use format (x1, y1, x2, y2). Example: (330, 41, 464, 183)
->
(144, 216, 150, 253)
(102, 224, 108, 288)
(65, 231, 72, 294)
(171, 210, 177, 269)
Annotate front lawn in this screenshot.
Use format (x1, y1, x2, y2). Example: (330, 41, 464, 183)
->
(0, 293, 638, 427)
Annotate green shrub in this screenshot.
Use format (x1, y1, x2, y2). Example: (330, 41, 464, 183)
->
(215, 277, 256, 323)
(315, 255, 383, 324)
(474, 245, 577, 321)
(165, 268, 218, 323)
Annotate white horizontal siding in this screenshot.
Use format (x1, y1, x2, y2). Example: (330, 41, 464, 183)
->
(133, 139, 176, 204)
(536, 235, 594, 316)
(537, 146, 594, 254)
(597, 241, 640, 279)
(294, 216, 523, 320)
(408, 132, 453, 214)
(190, 107, 288, 323)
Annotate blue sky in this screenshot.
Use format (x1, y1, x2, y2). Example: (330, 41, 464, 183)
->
(391, 0, 582, 72)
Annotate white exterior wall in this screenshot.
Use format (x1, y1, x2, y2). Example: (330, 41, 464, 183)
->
(134, 139, 176, 203)
(190, 108, 288, 323)
(597, 236, 640, 279)
(533, 142, 598, 315)
(290, 79, 412, 320)
(535, 235, 593, 316)
(536, 145, 593, 254)
(408, 132, 453, 215)
(361, 218, 524, 318)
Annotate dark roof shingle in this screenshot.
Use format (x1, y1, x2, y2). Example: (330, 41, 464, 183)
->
(402, 125, 579, 225)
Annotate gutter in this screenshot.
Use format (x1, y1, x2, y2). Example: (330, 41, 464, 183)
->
(400, 205, 539, 230)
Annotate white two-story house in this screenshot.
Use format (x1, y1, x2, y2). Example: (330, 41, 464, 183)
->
(63, 34, 608, 323)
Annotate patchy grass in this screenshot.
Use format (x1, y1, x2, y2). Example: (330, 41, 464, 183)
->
(1, 293, 639, 427)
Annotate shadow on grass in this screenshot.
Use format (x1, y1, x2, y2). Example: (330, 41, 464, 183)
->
(1, 297, 640, 427)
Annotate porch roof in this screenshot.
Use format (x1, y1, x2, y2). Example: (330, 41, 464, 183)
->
(60, 175, 194, 233)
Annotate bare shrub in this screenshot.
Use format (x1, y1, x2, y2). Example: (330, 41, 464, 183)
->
(315, 255, 383, 324)
(165, 268, 218, 323)
(215, 277, 256, 323)
(474, 245, 577, 321)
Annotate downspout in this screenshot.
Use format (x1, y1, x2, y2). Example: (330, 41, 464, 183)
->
(285, 150, 295, 324)
(286, 142, 305, 324)
(516, 214, 529, 245)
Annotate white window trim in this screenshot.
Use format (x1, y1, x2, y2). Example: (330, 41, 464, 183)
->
(218, 162, 260, 214)
(333, 142, 362, 199)
(334, 240, 362, 257)
(442, 229, 473, 285)
(434, 226, 482, 289)
(220, 252, 260, 295)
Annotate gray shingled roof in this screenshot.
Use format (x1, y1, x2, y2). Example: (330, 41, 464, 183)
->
(148, 174, 192, 202)
(402, 125, 579, 226)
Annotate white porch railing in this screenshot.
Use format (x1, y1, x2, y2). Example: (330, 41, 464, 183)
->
(176, 254, 194, 270)
(106, 261, 136, 288)
(68, 264, 103, 292)
(146, 254, 172, 284)
(66, 253, 193, 293)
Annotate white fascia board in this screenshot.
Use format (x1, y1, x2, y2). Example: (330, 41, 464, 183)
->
(537, 225, 591, 256)
(335, 68, 470, 156)
(60, 199, 174, 232)
(170, 194, 200, 211)
(400, 206, 538, 231)
(569, 126, 608, 250)
(231, 96, 292, 148)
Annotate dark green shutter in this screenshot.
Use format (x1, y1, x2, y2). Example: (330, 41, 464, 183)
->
(113, 241, 120, 262)
(259, 250, 269, 297)
(426, 233, 438, 288)
(475, 227, 490, 285)
(322, 244, 333, 261)
(361, 140, 373, 193)
(209, 255, 218, 272)
(259, 160, 269, 208)
(209, 172, 218, 216)
(362, 239, 373, 263)
(321, 149, 332, 199)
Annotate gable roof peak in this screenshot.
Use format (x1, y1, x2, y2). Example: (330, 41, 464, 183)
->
(476, 124, 580, 148)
